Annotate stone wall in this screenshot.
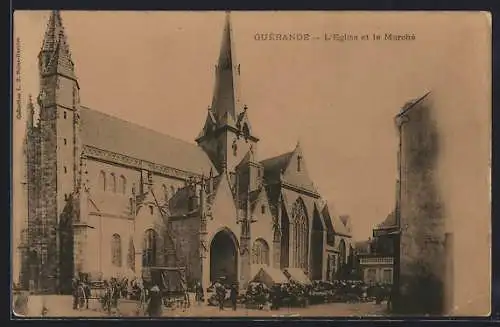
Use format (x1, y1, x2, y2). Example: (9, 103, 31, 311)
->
(396, 94, 446, 314)
(38, 104, 60, 292)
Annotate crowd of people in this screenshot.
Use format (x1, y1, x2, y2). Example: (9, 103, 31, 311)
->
(65, 274, 392, 316)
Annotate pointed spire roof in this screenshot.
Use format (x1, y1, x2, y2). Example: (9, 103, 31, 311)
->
(210, 12, 243, 128)
(39, 10, 75, 78)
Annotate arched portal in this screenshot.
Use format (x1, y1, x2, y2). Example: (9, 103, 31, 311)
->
(210, 229, 238, 284)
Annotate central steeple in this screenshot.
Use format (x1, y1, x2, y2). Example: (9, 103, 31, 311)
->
(211, 12, 242, 127)
(196, 12, 259, 174)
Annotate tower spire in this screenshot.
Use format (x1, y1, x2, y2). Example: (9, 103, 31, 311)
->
(211, 12, 242, 127)
(38, 10, 76, 79)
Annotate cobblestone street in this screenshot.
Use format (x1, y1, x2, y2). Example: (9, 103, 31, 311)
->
(15, 295, 389, 318)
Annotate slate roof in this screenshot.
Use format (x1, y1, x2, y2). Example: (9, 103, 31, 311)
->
(321, 204, 351, 237)
(375, 211, 397, 230)
(260, 152, 293, 181)
(80, 106, 215, 175)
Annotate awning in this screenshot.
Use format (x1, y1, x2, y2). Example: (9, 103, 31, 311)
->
(250, 265, 289, 287)
(283, 268, 312, 285)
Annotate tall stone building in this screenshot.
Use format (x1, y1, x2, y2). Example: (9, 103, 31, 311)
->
(393, 88, 490, 315)
(18, 11, 352, 294)
(392, 93, 448, 314)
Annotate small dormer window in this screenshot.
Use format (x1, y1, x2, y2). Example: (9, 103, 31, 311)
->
(261, 205, 266, 214)
(149, 205, 154, 215)
(63, 111, 67, 119)
(297, 155, 302, 172)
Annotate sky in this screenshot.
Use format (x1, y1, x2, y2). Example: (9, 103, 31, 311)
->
(12, 10, 482, 241)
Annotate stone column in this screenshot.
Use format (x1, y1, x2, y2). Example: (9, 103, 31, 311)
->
(321, 231, 328, 280)
(272, 217, 281, 268)
(239, 219, 251, 289)
(201, 255, 210, 303)
(135, 251, 143, 278)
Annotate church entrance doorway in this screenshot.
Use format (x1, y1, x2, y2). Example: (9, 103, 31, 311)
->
(210, 229, 238, 285)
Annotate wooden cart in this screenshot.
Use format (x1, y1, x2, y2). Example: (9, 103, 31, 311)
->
(145, 266, 190, 311)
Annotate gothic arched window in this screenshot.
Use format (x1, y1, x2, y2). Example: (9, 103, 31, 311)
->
(99, 171, 106, 191)
(291, 198, 309, 270)
(252, 238, 270, 265)
(111, 234, 122, 267)
(110, 173, 117, 193)
(143, 229, 157, 267)
(119, 175, 127, 194)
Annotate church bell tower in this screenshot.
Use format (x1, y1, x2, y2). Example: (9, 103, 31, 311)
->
(36, 10, 82, 292)
(196, 13, 259, 174)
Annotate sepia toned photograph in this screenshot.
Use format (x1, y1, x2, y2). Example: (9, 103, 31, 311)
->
(11, 10, 491, 318)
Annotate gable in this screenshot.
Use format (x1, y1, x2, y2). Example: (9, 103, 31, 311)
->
(282, 146, 317, 192)
(250, 187, 272, 219)
(210, 173, 238, 220)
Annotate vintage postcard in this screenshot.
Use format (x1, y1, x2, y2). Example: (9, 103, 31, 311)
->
(11, 10, 491, 318)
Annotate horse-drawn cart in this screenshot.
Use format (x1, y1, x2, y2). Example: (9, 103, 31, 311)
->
(143, 266, 190, 312)
(75, 272, 121, 313)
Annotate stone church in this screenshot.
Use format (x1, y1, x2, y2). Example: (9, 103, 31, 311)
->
(18, 11, 353, 294)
